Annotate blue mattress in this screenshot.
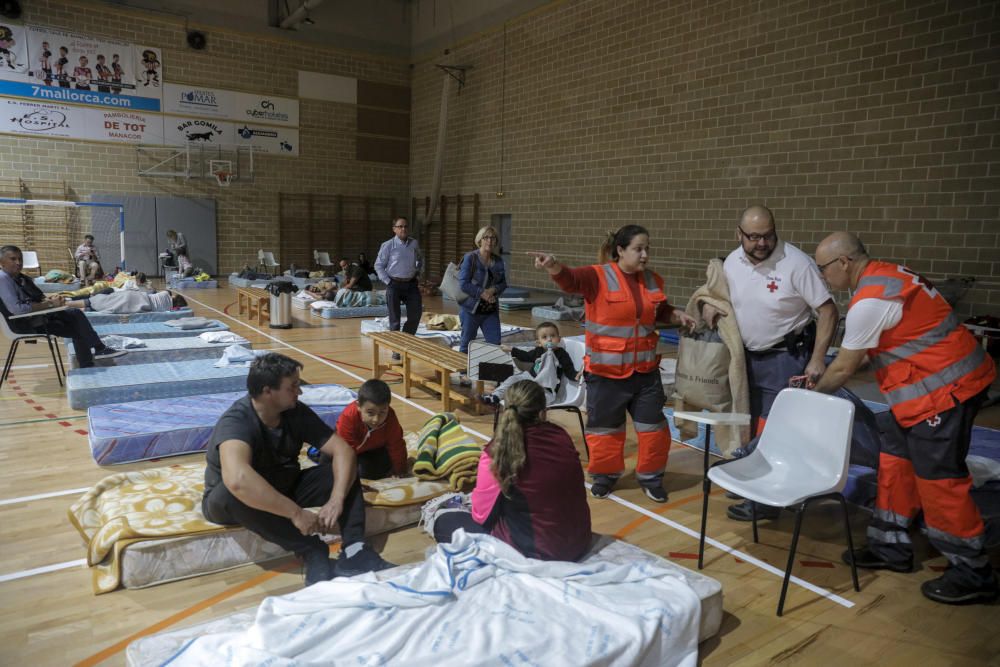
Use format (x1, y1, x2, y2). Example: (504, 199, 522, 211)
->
(34, 278, 81, 293)
(84, 307, 194, 325)
(170, 279, 218, 289)
(66, 358, 250, 410)
(85, 321, 229, 340)
(66, 336, 249, 369)
(228, 275, 270, 288)
(531, 305, 576, 321)
(88, 385, 354, 465)
(318, 305, 391, 319)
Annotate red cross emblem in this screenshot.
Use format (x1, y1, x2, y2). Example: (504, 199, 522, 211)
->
(766, 281, 778, 293)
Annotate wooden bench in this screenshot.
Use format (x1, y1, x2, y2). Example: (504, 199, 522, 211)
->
(236, 287, 270, 326)
(366, 331, 483, 414)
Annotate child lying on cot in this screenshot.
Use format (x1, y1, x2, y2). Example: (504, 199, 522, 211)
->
(334, 379, 408, 479)
(480, 321, 579, 407)
(428, 380, 592, 561)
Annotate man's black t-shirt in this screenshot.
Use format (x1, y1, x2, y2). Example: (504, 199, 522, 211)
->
(347, 264, 372, 292)
(204, 394, 333, 498)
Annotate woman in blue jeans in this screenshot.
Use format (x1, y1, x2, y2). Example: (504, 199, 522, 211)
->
(458, 226, 507, 353)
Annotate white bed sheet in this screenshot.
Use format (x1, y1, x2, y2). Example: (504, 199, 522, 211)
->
(360, 317, 524, 346)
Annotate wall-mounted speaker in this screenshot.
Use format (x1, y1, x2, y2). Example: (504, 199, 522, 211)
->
(186, 30, 207, 50)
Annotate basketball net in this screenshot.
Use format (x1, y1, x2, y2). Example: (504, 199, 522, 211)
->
(208, 159, 233, 187)
(213, 170, 233, 187)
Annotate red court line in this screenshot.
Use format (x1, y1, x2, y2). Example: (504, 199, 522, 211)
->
(800, 560, 836, 569)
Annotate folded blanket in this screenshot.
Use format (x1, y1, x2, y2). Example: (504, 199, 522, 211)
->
(361, 476, 451, 508)
(299, 385, 355, 406)
(411, 413, 483, 490)
(333, 289, 385, 308)
(199, 331, 248, 344)
(165, 317, 214, 330)
(67, 463, 225, 594)
(214, 345, 270, 367)
(100, 335, 146, 349)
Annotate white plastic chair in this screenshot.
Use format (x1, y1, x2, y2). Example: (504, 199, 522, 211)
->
(21, 250, 40, 276)
(697, 388, 860, 616)
(314, 251, 334, 269)
(258, 250, 279, 275)
(0, 306, 66, 388)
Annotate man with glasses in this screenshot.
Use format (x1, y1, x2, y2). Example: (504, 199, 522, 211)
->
(700, 205, 838, 521)
(810, 231, 996, 605)
(375, 217, 424, 355)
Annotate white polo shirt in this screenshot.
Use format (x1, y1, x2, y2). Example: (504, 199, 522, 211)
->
(723, 240, 833, 351)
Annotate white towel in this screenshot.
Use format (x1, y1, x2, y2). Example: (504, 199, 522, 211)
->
(214, 345, 269, 367)
(299, 385, 355, 406)
(199, 331, 249, 344)
(99, 335, 146, 349)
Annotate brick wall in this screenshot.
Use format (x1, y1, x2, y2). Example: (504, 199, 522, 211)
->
(0, 0, 410, 274)
(409, 0, 1000, 316)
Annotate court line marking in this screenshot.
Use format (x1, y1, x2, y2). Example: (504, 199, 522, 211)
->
(601, 488, 855, 609)
(0, 558, 87, 583)
(0, 487, 91, 506)
(9, 363, 50, 370)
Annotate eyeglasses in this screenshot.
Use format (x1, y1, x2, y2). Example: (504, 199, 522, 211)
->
(481, 235, 498, 241)
(393, 224, 408, 229)
(738, 227, 777, 243)
(817, 256, 852, 274)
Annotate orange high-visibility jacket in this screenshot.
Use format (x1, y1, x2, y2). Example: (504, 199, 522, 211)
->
(850, 260, 995, 427)
(584, 263, 666, 379)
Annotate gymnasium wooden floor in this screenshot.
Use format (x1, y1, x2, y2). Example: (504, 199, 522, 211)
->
(0, 283, 997, 666)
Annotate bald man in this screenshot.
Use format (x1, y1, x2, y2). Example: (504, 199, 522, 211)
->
(701, 205, 838, 521)
(812, 232, 997, 605)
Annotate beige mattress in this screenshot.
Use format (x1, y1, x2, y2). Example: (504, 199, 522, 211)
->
(119, 503, 422, 590)
(126, 536, 723, 665)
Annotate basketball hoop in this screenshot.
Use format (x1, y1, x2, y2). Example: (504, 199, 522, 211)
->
(208, 159, 234, 187)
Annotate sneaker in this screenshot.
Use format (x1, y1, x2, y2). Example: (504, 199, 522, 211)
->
(642, 485, 668, 503)
(93, 346, 127, 360)
(301, 547, 334, 587)
(590, 480, 612, 498)
(920, 568, 999, 605)
(841, 547, 913, 573)
(478, 394, 501, 407)
(726, 500, 781, 522)
(724, 490, 743, 500)
(418, 492, 468, 537)
(391, 352, 401, 362)
(334, 545, 396, 578)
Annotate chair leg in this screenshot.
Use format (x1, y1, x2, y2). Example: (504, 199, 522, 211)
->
(1, 340, 18, 386)
(837, 494, 860, 592)
(698, 474, 712, 569)
(751, 501, 759, 544)
(777, 501, 809, 617)
(45, 335, 64, 387)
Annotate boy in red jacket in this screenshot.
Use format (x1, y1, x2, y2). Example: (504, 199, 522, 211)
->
(337, 379, 408, 479)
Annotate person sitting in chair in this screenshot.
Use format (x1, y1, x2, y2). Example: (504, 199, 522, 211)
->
(0, 245, 125, 368)
(74, 235, 102, 286)
(164, 230, 192, 276)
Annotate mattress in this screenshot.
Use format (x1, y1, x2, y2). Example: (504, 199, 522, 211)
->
(170, 278, 218, 289)
(290, 276, 321, 288)
(66, 336, 249, 369)
(360, 317, 524, 347)
(125, 535, 723, 666)
(66, 358, 250, 410)
(499, 298, 551, 311)
(88, 385, 351, 464)
(118, 503, 421, 591)
(531, 305, 576, 320)
(228, 274, 269, 288)
(83, 307, 194, 325)
(292, 292, 317, 310)
(34, 278, 80, 293)
(86, 320, 229, 339)
(318, 305, 392, 319)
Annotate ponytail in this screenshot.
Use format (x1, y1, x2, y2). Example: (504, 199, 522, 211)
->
(489, 380, 546, 496)
(598, 224, 650, 264)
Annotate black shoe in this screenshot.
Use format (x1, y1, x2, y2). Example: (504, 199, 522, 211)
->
(724, 490, 743, 500)
(921, 569, 999, 605)
(301, 548, 334, 587)
(642, 485, 668, 503)
(334, 545, 396, 578)
(478, 394, 500, 407)
(726, 500, 781, 522)
(841, 547, 913, 573)
(391, 352, 401, 362)
(93, 346, 127, 360)
(590, 479, 614, 499)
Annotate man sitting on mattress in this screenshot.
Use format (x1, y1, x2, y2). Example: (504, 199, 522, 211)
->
(201, 353, 395, 586)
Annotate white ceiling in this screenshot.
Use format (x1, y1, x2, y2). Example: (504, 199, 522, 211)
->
(98, 0, 553, 59)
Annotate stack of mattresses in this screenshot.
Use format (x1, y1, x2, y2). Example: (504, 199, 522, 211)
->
(88, 385, 353, 465)
(65, 336, 249, 368)
(310, 299, 400, 320)
(228, 274, 269, 288)
(66, 358, 251, 409)
(83, 307, 194, 325)
(292, 291, 317, 309)
(124, 535, 724, 665)
(86, 320, 229, 339)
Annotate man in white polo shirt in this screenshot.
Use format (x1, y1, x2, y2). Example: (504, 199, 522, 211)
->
(701, 205, 838, 521)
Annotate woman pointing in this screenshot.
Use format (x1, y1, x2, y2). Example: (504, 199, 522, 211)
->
(529, 225, 695, 502)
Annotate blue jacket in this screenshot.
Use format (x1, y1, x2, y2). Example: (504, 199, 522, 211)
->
(459, 250, 507, 313)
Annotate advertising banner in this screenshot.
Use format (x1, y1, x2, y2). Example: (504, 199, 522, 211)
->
(233, 123, 299, 156)
(163, 115, 236, 146)
(0, 97, 81, 138)
(162, 83, 232, 119)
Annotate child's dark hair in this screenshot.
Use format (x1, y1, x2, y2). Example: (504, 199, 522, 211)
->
(535, 321, 560, 338)
(599, 224, 649, 264)
(358, 379, 391, 406)
(247, 353, 302, 397)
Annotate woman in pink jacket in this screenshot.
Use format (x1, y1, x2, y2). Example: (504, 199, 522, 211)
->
(433, 380, 592, 561)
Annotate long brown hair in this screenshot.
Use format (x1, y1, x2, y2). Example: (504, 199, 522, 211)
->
(490, 380, 546, 496)
(598, 224, 649, 264)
